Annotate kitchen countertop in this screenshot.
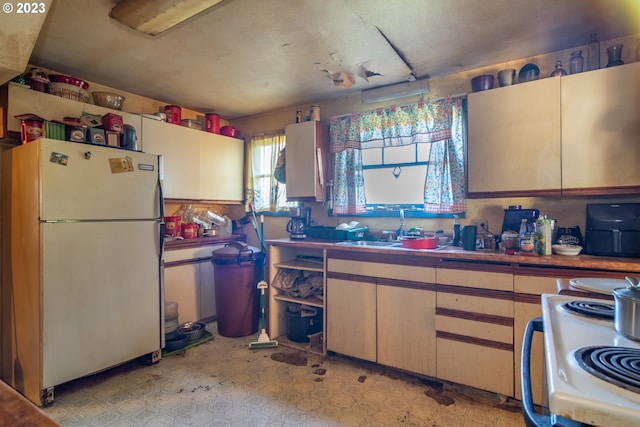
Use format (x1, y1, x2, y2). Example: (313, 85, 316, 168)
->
(165, 234, 244, 251)
(266, 238, 640, 273)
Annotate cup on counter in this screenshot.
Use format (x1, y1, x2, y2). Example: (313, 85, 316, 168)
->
(461, 225, 477, 250)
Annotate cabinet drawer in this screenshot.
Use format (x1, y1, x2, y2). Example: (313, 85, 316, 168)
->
(514, 275, 559, 294)
(437, 338, 514, 396)
(327, 258, 435, 282)
(435, 315, 512, 344)
(437, 268, 512, 291)
(437, 292, 513, 317)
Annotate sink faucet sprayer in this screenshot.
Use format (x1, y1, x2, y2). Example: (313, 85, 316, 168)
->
(396, 209, 405, 239)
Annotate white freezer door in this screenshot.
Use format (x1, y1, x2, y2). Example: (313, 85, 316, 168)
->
(38, 139, 160, 220)
(41, 220, 161, 389)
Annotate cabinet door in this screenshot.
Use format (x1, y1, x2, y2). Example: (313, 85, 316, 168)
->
(5, 83, 85, 136)
(141, 118, 199, 199)
(561, 62, 640, 193)
(164, 262, 200, 324)
(326, 277, 376, 362)
(284, 121, 328, 201)
(377, 285, 436, 376)
(200, 133, 244, 201)
(467, 77, 561, 196)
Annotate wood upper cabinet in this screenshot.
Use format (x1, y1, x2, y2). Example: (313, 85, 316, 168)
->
(141, 118, 244, 202)
(467, 77, 562, 197)
(467, 62, 639, 197)
(561, 62, 640, 194)
(1, 83, 85, 139)
(199, 132, 244, 202)
(141, 118, 200, 199)
(284, 121, 329, 201)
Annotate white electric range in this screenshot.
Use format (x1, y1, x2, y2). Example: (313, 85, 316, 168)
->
(522, 293, 640, 427)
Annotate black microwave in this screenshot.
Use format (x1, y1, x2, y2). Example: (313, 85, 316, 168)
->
(585, 203, 640, 258)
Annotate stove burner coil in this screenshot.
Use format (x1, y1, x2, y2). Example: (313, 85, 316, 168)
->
(562, 301, 615, 320)
(575, 346, 640, 394)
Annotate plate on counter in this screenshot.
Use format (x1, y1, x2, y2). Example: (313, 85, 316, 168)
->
(569, 278, 628, 295)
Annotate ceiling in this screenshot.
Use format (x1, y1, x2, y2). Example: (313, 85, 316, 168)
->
(28, 0, 640, 119)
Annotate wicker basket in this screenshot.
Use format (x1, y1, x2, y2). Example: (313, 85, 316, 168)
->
(48, 82, 90, 102)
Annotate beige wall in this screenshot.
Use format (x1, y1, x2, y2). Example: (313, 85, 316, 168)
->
(230, 34, 640, 245)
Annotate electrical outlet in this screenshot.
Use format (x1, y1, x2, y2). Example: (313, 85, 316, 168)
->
(471, 219, 489, 232)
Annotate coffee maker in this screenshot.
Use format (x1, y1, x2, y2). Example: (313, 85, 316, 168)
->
(286, 206, 311, 240)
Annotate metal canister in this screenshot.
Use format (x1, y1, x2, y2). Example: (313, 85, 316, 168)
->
(205, 113, 220, 133)
(20, 120, 44, 144)
(310, 105, 320, 121)
(164, 105, 181, 125)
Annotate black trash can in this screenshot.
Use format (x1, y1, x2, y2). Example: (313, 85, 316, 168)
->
(211, 242, 262, 337)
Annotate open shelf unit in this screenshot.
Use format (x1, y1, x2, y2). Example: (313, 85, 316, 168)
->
(267, 245, 326, 355)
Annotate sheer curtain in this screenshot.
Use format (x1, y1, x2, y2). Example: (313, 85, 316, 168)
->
(245, 132, 286, 212)
(329, 97, 466, 214)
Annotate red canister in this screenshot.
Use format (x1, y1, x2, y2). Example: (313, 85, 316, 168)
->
(164, 105, 181, 125)
(20, 120, 44, 144)
(205, 113, 220, 133)
(164, 216, 182, 237)
(181, 223, 198, 239)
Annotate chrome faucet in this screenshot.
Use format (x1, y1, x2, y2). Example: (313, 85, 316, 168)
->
(396, 209, 405, 239)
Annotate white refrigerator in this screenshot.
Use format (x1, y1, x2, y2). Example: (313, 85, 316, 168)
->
(1, 138, 164, 406)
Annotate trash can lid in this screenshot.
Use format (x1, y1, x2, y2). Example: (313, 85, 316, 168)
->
(212, 241, 262, 264)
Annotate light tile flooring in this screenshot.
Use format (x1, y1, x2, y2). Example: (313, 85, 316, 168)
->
(42, 322, 524, 426)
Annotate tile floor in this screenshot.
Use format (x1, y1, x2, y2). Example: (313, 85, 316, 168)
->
(42, 322, 524, 426)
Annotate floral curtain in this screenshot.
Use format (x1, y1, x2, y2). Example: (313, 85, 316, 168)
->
(245, 132, 286, 212)
(329, 97, 466, 214)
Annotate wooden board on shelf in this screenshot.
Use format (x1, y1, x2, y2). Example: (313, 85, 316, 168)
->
(274, 294, 324, 308)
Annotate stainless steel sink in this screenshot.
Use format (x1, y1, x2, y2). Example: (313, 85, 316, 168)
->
(335, 240, 402, 247)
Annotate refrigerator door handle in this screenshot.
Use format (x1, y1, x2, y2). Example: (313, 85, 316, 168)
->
(158, 155, 165, 261)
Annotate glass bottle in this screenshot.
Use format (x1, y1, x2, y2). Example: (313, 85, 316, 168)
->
(587, 33, 600, 71)
(569, 51, 584, 74)
(549, 61, 567, 77)
(606, 44, 624, 67)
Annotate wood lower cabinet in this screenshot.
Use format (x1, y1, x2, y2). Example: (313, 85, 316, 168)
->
(326, 274, 377, 361)
(164, 244, 224, 325)
(326, 252, 437, 376)
(435, 260, 514, 396)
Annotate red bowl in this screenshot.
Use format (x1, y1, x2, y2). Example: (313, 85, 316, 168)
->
(400, 236, 437, 249)
(48, 74, 89, 90)
(220, 126, 239, 138)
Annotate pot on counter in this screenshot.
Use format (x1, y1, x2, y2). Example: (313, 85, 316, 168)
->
(612, 276, 640, 342)
(400, 236, 437, 249)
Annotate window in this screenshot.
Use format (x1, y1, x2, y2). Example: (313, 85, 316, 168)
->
(362, 143, 430, 206)
(330, 97, 467, 216)
(246, 133, 290, 212)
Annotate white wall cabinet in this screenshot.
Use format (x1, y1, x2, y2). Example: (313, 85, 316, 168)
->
(467, 62, 639, 197)
(141, 119, 200, 199)
(141, 118, 244, 201)
(1, 83, 141, 140)
(199, 131, 244, 201)
(467, 77, 562, 197)
(561, 62, 640, 193)
(284, 121, 329, 202)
